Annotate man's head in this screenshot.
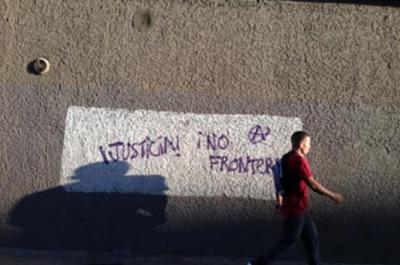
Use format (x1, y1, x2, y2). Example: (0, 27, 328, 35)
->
(291, 131, 311, 155)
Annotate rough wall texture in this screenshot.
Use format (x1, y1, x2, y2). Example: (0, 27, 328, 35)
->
(0, 0, 399, 263)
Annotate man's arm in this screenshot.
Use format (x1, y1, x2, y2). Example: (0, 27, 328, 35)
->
(302, 176, 343, 204)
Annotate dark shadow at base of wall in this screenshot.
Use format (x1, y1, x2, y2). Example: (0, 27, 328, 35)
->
(3, 191, 400, 263)
(7, 187, 168, 252)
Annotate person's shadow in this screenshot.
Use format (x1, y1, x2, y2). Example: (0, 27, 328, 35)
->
(9, 161, 168, 252)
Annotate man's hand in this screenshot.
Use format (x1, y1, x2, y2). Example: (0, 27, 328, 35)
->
(330, 192, 344, 204)
(274, 193, 283, 212)
(304, 177, 344, 204)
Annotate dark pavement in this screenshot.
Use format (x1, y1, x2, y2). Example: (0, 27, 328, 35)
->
(0, 248, 394, 265)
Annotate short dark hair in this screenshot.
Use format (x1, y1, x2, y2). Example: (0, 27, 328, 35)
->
(291, 131, 310, 148)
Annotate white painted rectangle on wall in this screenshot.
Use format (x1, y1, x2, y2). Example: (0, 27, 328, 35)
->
(60, 106, 302, 199)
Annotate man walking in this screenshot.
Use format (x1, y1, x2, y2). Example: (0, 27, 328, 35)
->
(248, 131, 343, 265)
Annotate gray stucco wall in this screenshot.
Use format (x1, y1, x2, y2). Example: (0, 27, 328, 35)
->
(0, 0, 399, 263)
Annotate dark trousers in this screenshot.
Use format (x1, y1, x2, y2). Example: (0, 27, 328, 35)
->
(253, 211, 321, 265)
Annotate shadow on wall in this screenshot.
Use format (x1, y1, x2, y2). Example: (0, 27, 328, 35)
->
(7, 160, 399, 262)
(9, 161, 168, 252)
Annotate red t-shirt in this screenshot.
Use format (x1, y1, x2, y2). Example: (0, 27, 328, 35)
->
(280, 150, 313, 218)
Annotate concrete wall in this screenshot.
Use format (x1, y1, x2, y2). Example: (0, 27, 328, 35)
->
(0, 0, 399, 263)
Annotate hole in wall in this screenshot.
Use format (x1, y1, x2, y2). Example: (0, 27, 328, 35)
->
(132, 9, 155, 32)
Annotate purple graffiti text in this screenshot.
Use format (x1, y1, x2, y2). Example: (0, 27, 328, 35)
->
(248, 125, 271, 144)
(197, 131, 230, 151)
(99, 135, 180, 164)
(209, 155, 275, 175)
